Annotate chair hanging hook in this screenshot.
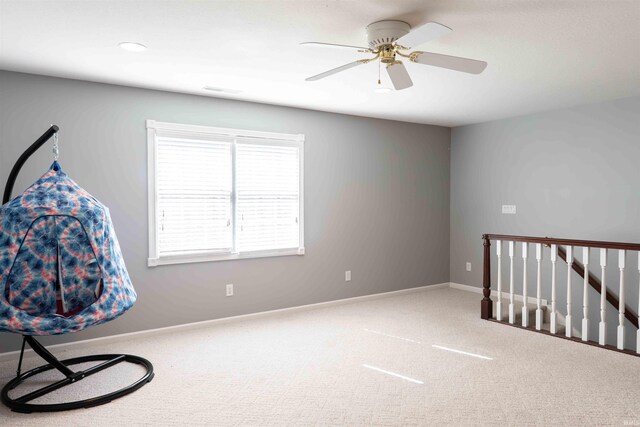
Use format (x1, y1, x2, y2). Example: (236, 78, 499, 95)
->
(52, 132, 59, 161)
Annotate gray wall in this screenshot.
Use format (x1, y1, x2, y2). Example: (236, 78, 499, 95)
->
(450, 96, 640, 348)
(0, 71, 451, 352)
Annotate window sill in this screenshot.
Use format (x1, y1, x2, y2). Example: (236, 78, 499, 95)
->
(148, 247, 305, 267)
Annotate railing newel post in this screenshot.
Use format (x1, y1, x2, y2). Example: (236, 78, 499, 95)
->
(481, 234, 493, 320)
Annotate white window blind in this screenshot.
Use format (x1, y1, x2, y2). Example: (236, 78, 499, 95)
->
(236, 140, 300, 252)
(156, 136, 232, 256)
(147, 120, 304, 266)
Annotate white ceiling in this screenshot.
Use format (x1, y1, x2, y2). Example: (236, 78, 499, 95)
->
(1, 0, 639, 127)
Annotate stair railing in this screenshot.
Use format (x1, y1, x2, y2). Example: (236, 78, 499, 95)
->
(556, 246, 638, 329)
(481, 234, 640, 356)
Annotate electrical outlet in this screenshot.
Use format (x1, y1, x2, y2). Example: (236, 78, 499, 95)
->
(466, 262, 472, 272)
(226, 284, 234, 297)
(502, 205, 517, 214)
(345, 270, 351, 282)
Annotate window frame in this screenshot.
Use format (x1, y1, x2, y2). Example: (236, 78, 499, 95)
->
(147, 119, 305, 267)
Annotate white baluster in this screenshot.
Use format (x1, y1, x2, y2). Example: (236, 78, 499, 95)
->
(582, 247, 590, 342)
(599, 249, 607, 346)
(637, 252, 640, 354)
(522, 243, 529, 327)
(617, 250, 626, 350)
(535, 243, 543, 330)
(566, 246, 573, 338)
(509, 241, 515, 324)
(496, 240, 503, 321)
(550, 244, 558, 334)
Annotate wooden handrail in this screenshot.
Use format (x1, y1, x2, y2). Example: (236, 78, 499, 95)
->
(483, 234, 640, 252)
(556, 246, 638, 329)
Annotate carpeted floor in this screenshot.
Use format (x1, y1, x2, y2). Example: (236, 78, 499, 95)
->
(0, 287, 639, 426)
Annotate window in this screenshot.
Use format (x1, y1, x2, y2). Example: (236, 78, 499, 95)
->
(147, 120, 304, 266)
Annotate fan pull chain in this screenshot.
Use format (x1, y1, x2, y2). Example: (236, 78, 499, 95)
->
(378, 60, 381, 85)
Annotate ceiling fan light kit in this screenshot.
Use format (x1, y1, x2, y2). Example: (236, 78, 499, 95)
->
(303, 20, 487, 91)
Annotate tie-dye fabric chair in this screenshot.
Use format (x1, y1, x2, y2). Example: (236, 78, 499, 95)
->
(1, 138, 153, 413)
(0, 161, 137, 335)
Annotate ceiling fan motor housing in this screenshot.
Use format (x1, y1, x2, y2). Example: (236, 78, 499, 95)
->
(366, 20, 410, 49)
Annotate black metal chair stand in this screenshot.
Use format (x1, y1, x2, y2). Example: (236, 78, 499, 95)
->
(1, 336, 154, 413)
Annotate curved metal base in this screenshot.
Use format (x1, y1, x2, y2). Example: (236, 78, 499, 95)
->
(1, 354, 154, 413)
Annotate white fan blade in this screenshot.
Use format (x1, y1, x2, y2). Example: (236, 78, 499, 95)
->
(305, 60, 366, 81)
(411, 51, 487, 74)
(301, 42, 368, 50)
(386, 62, 413, 90)
(395, 22, 452, 48)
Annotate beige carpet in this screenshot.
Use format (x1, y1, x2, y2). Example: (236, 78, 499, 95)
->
(0, 287, 639, 426)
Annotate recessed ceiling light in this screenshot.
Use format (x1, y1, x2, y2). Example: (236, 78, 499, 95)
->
(118, 42, 147, 52)
(203, 86, 242, 94)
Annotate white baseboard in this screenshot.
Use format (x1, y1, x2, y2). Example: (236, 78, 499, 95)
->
(0, 281, 568, 363)
(0, 282, 450, 363)
(449, 282, 549, 306)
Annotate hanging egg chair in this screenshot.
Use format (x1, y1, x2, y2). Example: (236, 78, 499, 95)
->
(0, 126, 153, 413)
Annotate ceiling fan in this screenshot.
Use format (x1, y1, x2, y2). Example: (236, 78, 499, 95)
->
(302, 20, 487, 90)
